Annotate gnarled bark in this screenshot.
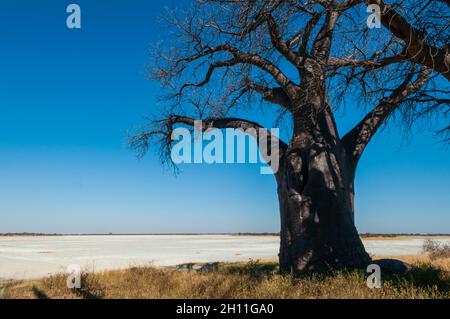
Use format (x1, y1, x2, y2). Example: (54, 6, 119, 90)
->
(275, 133, 370, 274)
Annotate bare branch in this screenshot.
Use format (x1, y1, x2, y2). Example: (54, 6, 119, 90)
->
(171, 43, 298, 95)
(366, 0, 450, 81)
(129, 114, 288, 164)
(245, 78, 291, 109)
(266, 14, 302, 67)
(327, 54, 403, 70)
(342, 67, 433, 167)
(312, 10, 340, 61)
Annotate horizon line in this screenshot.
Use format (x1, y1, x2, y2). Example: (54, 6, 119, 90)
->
(1, 232, 450, 237)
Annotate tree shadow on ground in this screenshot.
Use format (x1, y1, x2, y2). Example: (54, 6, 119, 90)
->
(389, 263, 450, 293)
(224, 260, 279, 279)
(32, 286, 49, 299)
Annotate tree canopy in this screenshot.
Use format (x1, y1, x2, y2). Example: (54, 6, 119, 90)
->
(131, 0, 449, 164)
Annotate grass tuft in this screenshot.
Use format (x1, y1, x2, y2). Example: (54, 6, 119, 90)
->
(423, 239, 450, 260)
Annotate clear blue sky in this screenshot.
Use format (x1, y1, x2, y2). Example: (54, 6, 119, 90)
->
(0, 1, 449, 234)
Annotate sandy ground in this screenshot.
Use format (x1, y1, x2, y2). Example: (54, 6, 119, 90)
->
(1, 235, 450, 281)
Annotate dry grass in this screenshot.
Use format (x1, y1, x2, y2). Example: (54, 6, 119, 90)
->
(1, 256, 449, 299)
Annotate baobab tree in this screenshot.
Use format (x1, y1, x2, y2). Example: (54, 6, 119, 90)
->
(131, 0, 450, 274)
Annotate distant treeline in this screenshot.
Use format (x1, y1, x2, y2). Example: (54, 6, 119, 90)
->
(359, 233, 450, 238)
(233, 233, 280, 236)
(1, 232, 449, 237)
(0, 232, 62, 237)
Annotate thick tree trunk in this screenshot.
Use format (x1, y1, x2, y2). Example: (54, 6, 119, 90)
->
(275, 136, 371, 274)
